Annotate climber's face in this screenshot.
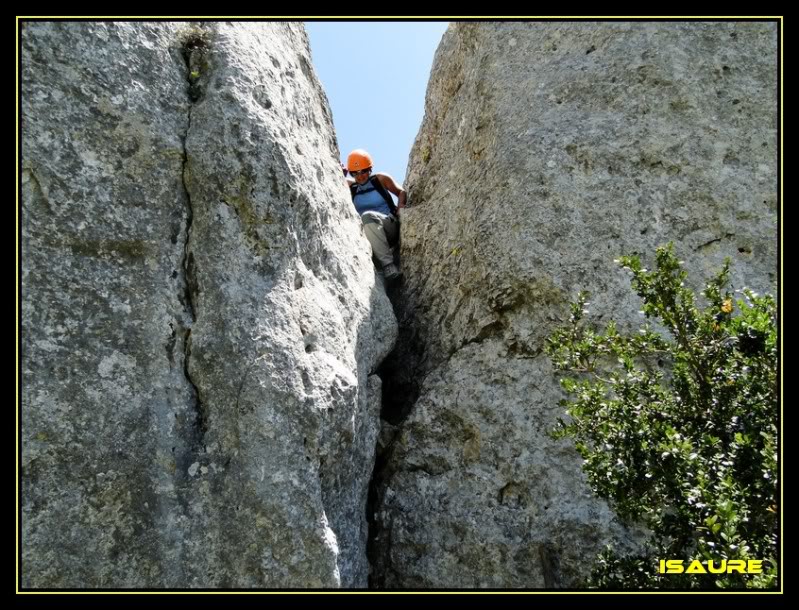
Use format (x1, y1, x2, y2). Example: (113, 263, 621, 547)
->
(350, 168, 371, 184)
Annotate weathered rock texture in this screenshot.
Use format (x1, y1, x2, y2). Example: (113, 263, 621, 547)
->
(374, 22, 778, 588)
(21, 22, 396, 588)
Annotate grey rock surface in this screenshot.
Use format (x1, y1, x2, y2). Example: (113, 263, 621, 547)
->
(21, 21, 396, 588)
(375, 22, 778, 588)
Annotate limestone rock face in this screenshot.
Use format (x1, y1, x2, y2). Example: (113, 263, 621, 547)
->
(21, 22, 396, 588)
(375, 22, 778, 588)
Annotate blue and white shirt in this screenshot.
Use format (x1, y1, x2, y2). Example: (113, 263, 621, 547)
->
(352, 179, 393, 216)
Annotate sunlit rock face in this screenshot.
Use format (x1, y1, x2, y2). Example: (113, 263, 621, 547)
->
(21, 21, 396, 588)
(374, 21, 777, 588)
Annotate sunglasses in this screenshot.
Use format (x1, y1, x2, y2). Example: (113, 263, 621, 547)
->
(350, 169, 370, 177)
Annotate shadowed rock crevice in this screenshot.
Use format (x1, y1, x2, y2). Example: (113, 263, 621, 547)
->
(179, 24, 210, 454)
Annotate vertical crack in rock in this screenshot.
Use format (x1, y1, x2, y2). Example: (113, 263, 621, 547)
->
(366, 441, 391, 588)
(365, 294, 419, 587)
(179, 26, 211, 449)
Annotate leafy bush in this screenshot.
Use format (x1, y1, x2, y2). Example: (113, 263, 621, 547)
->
(546, 244, 778, 589)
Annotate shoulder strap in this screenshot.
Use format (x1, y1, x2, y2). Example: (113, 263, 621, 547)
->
(369, 175, 398, 215)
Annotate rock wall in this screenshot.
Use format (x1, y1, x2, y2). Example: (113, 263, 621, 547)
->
(21, 21, 396, 588)
(374, 21, 778, 588)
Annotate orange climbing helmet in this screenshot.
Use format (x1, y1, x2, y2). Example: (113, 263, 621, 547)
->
(347, 149, 373, 172)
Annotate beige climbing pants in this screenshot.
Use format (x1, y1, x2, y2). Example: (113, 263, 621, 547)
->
(361, 211, 399, 267)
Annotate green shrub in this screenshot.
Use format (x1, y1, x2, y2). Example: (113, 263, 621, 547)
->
(546, 244, 778, 589)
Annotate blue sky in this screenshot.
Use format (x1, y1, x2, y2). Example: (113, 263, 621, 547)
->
(305, 21, 449, 187)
